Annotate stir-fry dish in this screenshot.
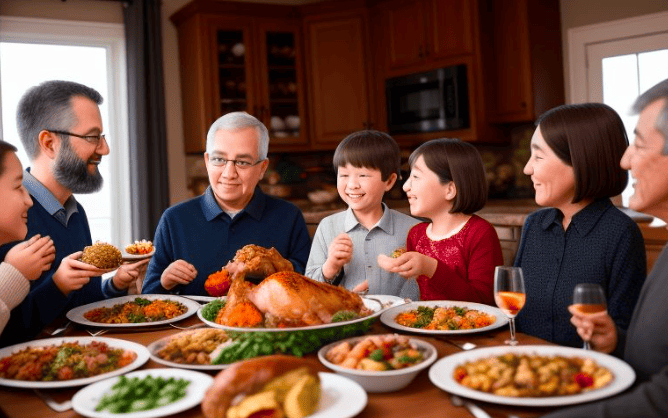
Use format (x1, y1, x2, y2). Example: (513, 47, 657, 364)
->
(83, 297, 188, 324)
(394, 305, 495, 330)
(325, 334, 425, 371)
(0, 341, 136, 381)
(453, 353, 614, 397)
(155, 329, 229, 365)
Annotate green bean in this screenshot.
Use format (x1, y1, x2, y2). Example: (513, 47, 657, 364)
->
(95, 375, 190, 413)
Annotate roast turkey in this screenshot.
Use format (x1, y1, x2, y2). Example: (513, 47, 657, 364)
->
(246, 271, 369, 326)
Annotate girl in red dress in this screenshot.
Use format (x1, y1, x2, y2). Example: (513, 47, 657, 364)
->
(379, 138, 503, 303)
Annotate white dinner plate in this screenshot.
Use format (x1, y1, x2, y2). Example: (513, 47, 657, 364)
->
(197, 297, 382, 332)
(429, 345, 636, 407)
(147, 328, 232, 371)
(380, 300, 508, 335)
(121, 249, 155, 262)
(312, 372, 368, 418)
(0, 337, 149, 389)
(66, 295, 201, 328)
(71, 368, 214, 418)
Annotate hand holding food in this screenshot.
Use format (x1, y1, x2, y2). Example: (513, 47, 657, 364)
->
(112, 258, 150, 290)
(80, 241, 122, 269)
(125, 239, 154, 255)
(378, 251, 437, 279)
(52, 252, 109, 296)
(4, 234, 55, 280)
(568, 306, 618, 354)
(160, 259, 197, 290)
(201, 355, 320, 418)
(322, 233, 353, 281)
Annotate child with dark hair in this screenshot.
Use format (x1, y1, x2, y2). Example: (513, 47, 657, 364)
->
(379, 138, 503, 303)
(0, 141, 55, 335)
(305, 130, 420, 299)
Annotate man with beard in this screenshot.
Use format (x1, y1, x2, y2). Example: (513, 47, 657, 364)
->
(0, 81, 147, 346)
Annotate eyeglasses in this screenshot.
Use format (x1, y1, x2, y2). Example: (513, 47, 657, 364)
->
(47, 130, 106, 145)
(208, 156, 265, 169)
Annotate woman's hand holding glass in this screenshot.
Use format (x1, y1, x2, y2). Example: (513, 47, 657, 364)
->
(494, 266, 526, 346)
(570, 283, 607, 350)
(568, 305, 618, 354)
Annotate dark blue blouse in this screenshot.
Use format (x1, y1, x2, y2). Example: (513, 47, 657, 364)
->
(514, 199, 647, 347)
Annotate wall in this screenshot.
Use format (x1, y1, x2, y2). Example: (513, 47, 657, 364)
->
(559, 0, 668, 103)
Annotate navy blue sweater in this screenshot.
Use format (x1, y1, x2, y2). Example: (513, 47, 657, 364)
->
(141, 186, 311, 295)
(514, 199, 646, 347)
(0, 198, 124, 347)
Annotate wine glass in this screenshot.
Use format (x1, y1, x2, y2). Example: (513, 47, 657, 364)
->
(571, 283, 607, 350)
(494, 266, 526, 346)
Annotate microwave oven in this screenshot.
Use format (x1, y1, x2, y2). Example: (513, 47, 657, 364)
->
(386, 65, 469, 134)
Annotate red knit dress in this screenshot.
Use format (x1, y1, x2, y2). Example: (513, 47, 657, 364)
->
(407, 215, 503, 304)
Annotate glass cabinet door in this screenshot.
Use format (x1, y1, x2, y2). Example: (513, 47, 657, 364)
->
(261, 28, 307, 145)
(216, 29, 250, 116)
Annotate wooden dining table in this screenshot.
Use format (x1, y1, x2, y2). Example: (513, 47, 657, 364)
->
(0, 311, 561, 418)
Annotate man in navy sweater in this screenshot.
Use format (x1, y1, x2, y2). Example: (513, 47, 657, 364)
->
(0, 81, 148, 346)
(141, 112, 310, 295)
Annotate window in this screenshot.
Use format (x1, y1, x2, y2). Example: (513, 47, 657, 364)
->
(569, 11, 668, 225)
(0, 16, 131, 246)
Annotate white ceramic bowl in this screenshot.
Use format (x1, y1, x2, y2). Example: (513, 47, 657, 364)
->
(317, 335, 437, 393)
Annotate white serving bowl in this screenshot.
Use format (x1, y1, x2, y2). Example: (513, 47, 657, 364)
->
(317, 335, 437, 393)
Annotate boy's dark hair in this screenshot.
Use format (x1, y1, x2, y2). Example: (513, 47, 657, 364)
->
(333, 130, 400, 181)
(0, 140, 18, 177)
(408, 138, 487, 214)
(16, 80, 103, 160)
(536, 103, 628, 203)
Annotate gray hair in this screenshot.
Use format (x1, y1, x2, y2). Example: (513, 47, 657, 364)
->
(632, 78, 668, 155)
(205, 112, 269, 159)
(16, 80, 103, 160)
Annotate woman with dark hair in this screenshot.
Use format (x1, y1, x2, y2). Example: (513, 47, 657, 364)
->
(515, 103, 647, 347)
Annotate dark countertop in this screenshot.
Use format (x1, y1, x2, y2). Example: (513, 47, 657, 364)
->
(292, 198, 653, 227)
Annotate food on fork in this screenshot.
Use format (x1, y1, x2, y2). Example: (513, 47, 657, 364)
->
(201, 355, 320, 418)
(81, 241, 122, 269)
(125, 239, 154, 255)
(453, 353, 614, 397)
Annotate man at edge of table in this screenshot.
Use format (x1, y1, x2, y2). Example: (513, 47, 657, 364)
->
(141, 111, 311, 296)
(543, 79, 668, 418)
(0, 81, 148, 347)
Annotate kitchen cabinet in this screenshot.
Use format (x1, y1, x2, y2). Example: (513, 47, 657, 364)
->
(171, 3, 307, 153)
(380, 0, 474, 73)
(478, 0, 564, 122)
(303, 9, 375, 147)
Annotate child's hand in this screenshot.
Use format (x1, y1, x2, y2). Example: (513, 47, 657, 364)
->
(378, 251, 437, 279)
(52, 251, 107, 296)
(160, 259, 197, 290)
(112, 258, 150, 290)
(4, 234, 56, 281)
(322, 233, 353, 281)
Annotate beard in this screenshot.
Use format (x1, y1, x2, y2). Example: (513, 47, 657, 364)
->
(53, 138, 104, 194)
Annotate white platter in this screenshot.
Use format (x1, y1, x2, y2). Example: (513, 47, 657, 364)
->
(380, 300, 508, 335)
(66, 295, 201, 328)
(0, 337, 149, 389)
(313, 372, 367, 418)
(197, 297, 383, 332)
(71, 368, 213, 418)
(147, 328, 231, 371)
(121, 249, 155, 262)
(428, 345, 636, 407)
